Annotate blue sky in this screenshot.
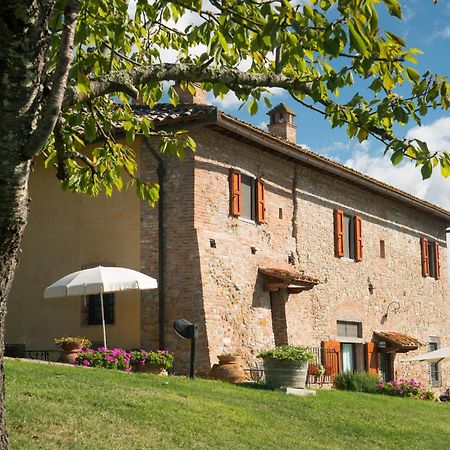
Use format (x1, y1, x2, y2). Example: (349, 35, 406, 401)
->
(202, 0, 450, 210)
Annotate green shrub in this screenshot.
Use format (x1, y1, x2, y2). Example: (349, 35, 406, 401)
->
(334, 371, 379, 393)
(257, 345, 314, 363)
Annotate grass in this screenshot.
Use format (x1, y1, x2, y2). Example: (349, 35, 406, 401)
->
(5, 359, 450, 450)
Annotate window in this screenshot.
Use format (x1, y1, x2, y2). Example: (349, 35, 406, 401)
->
(87, 293, 115, 325)
(420, 238, 440, 279)
(229, 169, 265, 223)
(428, 341, 440, 387)
(380, 240, 385, 258)
(241, 174, 256, 220)
(337, 320, 362, 338)
(337, 321, 363, 373)
(334, 210, 362, 261)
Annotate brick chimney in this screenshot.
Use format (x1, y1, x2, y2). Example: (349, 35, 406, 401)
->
(173, 81, 206, 104)
(267, 103, 296, 143)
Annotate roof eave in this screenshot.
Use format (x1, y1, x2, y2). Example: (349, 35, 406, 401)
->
(216, 114, 450, 224)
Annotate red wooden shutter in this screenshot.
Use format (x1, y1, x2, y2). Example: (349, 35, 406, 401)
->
(434, 242, 440, 280)
(420, 237, 429, 277)
(354, 215, 362, 262)
(256, 178, 265, 223)
(322, 341, 341, 377)
(365, 342, 378, 375)
(334, 209, 344, 257)
(229, 169, 241, 217)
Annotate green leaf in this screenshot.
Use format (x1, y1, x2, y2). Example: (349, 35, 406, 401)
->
(84, 116, 97, 142)
(406, 67, 420, 84)
(248, 98, 258, 115)
(421, 161, 432, 180)
(390, 149, 403, 166)
(347, 21, 367, 56)
(357, 128, 369, 142)
(383, 0, 402, 19)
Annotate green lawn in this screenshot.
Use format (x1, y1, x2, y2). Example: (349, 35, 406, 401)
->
(5, 359, 450, 450)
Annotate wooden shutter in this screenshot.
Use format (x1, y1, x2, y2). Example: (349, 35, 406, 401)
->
(354, 215, 362, 262)
(365, 342, 378, 375)
(229, 169, 241, 217)
(256, 178, 265, 223)
(334, 209, 344, 257)
(420, 237, 429, 277)
(322, 341, 341, 377)
(434, 242, 440, 280)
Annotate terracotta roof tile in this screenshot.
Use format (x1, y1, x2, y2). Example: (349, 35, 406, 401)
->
(133, 102, 450, 222)
(259, 267, 319, 285)
(374, 331, 422, 351)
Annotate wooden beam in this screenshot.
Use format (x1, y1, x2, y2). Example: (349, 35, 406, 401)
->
(263, 282, 287, 292)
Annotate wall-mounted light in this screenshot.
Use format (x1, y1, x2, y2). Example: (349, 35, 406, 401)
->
(367, 277, 374, 295)
(377, 340, 387, 349)
(251, 246, 257, 255)
(209, 238, 216, 248)
(381, 301, 401, 324)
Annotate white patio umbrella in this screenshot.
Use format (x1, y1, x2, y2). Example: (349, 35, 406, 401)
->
(407, 347, 450, 363)
(44, 266, 158, 348)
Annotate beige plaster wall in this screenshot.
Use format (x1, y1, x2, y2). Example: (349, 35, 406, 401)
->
(6, 144, 142, 351)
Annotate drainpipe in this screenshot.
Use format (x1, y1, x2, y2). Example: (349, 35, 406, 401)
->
(147, 144, 166, 349)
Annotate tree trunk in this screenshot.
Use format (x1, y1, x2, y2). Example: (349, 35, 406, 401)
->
(0, 159, 31, 449)
(0, 2, 55, 447)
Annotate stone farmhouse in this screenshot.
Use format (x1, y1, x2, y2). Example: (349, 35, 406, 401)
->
(6, 84, 450, 389)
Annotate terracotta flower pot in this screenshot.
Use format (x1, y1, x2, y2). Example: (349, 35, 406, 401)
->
(58, 342, 83, 364)
(210, 355, 247, 383)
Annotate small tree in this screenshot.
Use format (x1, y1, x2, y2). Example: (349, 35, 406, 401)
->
(0, 1, 448, 446)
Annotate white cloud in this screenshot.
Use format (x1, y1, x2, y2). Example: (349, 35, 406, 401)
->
(206, 91, 243, 109)
(257, 121, 268, 131)
(343, 117, 450, 210)
(440, 25, 450, 38)
(406, 117, 450, 152)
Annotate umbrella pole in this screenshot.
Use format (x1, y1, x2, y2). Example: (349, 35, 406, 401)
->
(100, 291, 107, 348)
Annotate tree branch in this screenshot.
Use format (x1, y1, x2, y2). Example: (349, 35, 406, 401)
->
(66, 63, 314, 103)
(25, 0, 81, 158)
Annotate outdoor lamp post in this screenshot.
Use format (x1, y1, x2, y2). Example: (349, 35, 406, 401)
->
(174, 319, 198, 379)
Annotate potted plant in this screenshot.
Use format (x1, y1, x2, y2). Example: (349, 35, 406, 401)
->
(129, 350, 174, 375)
(210, 353, 246, 383)
(55, 336, 91, 364)
(258, 345, 314, 389)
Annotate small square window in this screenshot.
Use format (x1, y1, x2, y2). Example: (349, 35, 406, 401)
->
(337, 320, 362, 338)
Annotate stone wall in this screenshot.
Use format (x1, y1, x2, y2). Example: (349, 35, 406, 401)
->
(189, 126, 449, 389)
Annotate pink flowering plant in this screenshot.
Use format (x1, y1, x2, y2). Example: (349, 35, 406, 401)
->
(130, 350, 174, 371)
(74, 347, 174, 373)
(75, 347, 131, 372)
(376, 378, 434, 401)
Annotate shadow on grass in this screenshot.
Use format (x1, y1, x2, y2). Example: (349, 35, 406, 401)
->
(235, 382, 274, 391)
